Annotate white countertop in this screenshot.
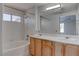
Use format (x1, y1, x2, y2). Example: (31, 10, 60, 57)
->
(30, 34, 79, 46)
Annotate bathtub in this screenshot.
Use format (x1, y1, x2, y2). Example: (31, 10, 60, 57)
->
(3, 40, 30, 56)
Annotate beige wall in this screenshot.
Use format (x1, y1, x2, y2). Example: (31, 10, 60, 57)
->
(0, 4, 2, 56)
(24, 13, 36, 35)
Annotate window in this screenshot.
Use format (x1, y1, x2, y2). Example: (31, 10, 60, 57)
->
(60, 23, 64, 33)
(3, 14, 11, 21)
(3, 14, 22, 22)
(12, 15, 21, 22)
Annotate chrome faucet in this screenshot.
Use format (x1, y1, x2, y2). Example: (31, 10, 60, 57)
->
(38, 34, 42, 36)
(65, 37, 69, 39)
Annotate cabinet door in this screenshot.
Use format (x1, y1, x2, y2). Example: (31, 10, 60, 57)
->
(42, 40, 52, 56)
(55, 42, 64, 56)
(35, 39, 42, 56)
(65, 44, 78, 56)
(42, 46, 51, 56)
(29, 37, 35, 55)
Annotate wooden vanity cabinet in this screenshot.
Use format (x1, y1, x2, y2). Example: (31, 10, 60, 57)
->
(29, 37, 79, 56)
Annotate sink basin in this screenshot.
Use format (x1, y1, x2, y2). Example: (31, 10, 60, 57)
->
(67, 38, 79, 42)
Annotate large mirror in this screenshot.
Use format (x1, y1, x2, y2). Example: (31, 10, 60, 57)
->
(40, 3, 78, 35)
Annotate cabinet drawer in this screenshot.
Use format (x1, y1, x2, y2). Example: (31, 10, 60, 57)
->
(42, 40, 52, 47)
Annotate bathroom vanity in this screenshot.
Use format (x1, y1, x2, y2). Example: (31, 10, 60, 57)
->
(29, 34, 79, 56)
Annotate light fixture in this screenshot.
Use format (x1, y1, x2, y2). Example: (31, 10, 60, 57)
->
(46, 4, 61, 10)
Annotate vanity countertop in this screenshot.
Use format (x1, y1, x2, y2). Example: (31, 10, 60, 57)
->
(30, 34, 79, 46)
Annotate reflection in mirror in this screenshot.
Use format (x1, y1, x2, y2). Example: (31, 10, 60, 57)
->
(60, 23, 64, 33)
(60, 15, 76, 35)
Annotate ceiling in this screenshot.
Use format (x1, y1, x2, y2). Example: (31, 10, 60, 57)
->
(4, 3, 48, 12)
(4, 3, 78, 16)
